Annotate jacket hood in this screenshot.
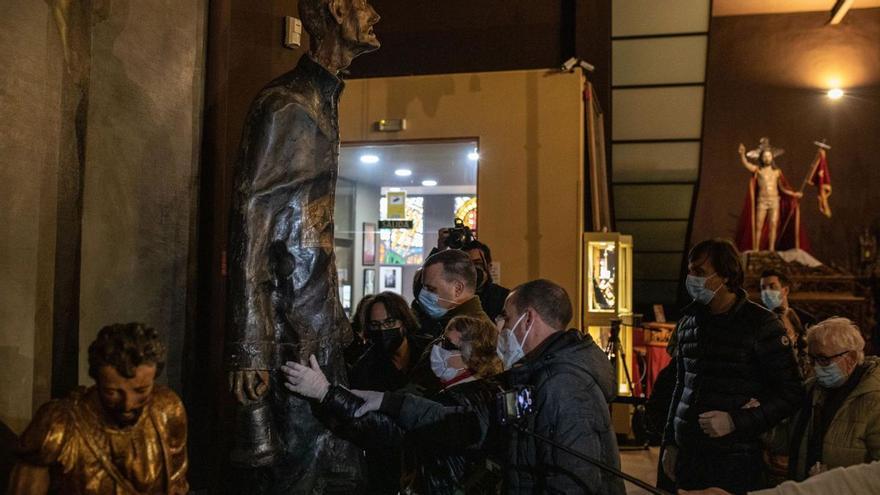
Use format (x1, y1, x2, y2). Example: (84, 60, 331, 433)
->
(521, 329, 617, 403)
(849, 356, 880, 398)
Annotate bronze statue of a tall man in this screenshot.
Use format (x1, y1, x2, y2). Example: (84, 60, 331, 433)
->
(225, 0, 380, 492)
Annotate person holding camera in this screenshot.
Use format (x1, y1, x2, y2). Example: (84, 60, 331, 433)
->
(464, 239, 510, 322)
(491, 279, 624, 494)
(414, 221, 509, 323)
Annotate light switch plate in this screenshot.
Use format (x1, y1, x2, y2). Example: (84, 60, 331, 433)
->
(284, 16, 302, 49)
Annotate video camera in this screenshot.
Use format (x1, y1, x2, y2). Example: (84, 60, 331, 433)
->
(494, 385, 669, 494)
(443, 218, 475, 250)
(496, 386, 534, 426)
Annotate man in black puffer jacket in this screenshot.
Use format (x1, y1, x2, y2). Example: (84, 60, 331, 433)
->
(662, 239, 804, 494)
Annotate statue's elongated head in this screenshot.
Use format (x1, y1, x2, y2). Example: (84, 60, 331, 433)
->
(300, 0, 380, 58)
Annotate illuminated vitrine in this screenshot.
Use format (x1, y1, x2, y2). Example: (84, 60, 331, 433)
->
(583, 233, 634, 396)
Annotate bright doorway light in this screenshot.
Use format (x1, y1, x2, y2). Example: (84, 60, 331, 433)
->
(467, 149, 480, 161)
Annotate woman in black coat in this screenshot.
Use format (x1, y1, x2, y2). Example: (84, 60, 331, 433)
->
(283, 315, 505, 494)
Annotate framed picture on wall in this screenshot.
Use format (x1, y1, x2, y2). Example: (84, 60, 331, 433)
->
(379, 266, 402, 294)
(363, 268, 376, 296)
(362, 222, 377, 266)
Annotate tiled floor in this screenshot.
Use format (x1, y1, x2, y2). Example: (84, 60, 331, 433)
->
(620, 446, 661, 494)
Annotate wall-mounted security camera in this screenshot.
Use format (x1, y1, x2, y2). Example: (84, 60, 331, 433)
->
(561, 57, 596, 73)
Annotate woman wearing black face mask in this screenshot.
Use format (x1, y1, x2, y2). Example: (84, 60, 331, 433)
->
(348, 291, 431, 398)
(344, 292, 431, 494)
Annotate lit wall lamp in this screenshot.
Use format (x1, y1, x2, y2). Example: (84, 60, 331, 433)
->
(827, 88, 844, 100)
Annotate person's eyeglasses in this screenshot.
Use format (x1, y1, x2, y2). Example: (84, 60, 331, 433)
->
(436, 335, 460, 352)
(367, 317, 400, 331)
(808, 350, 849, 366)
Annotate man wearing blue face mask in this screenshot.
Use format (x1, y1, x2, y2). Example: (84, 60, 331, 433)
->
(407, 249, 494, 396)
(662, 239, 804, 494)
(414, 249, 493, 338)
(760, 269, 815, 379)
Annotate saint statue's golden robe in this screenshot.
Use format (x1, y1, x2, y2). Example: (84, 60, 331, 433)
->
(13, 385, 188, 494)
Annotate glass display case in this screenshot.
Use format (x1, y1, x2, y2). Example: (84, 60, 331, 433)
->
(583, 233, 634, 396)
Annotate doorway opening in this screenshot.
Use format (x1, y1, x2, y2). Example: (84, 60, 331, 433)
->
(334, 139, 479, 315)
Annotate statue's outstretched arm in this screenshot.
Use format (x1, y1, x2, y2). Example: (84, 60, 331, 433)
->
(738, 143, 758, 173)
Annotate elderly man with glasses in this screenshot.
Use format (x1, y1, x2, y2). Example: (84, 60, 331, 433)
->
(784, 317, 880, 481)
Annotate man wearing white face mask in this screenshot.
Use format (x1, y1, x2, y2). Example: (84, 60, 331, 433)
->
(785, 317, 880, 481)
(493, 279, 624, 494)
(662, 239, 804, 494)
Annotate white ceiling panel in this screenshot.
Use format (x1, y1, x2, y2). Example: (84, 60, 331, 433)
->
(613, 36, 708, 86)
(612, 87, 705, 140)
(613, 0, 710, 36)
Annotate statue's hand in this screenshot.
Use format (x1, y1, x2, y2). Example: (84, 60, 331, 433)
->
(228, 370, 270, 404)
(738, 143, 746, 155)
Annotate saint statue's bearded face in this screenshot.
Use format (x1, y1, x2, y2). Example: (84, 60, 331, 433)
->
(96, 363, 157, 427)
(339, 0, 380, 56)
(761, 150, 774, 167)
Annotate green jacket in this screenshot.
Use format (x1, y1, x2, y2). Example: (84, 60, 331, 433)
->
(791, 356, 880, 479)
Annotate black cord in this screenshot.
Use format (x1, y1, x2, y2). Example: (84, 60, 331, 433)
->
(513, 424, 671, 495)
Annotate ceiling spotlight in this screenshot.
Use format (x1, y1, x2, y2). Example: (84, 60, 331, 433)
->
(394, 169, 412, 177)
(360, 154, 380, 164)
(467, 150, 480, 161)
(421, 179, 438, 187)
(827, 88, 844, 100)
(388, 187, 402, 192)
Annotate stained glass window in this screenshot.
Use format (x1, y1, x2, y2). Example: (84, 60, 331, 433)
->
(379, 196, 424, 265)
(454, 196, 478, 234)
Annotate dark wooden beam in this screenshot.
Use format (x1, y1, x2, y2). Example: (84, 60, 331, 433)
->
(50, 0, 92, 399)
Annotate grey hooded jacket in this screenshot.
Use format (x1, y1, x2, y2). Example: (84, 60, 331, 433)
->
(379, 329, 625, 494)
